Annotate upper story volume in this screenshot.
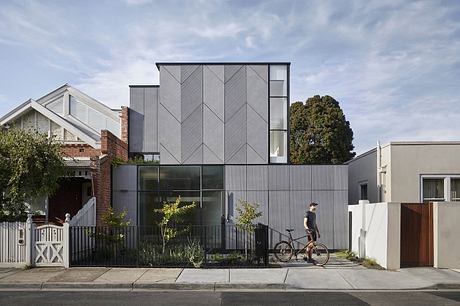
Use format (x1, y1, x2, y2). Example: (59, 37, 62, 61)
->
(129, 62, 290, 165)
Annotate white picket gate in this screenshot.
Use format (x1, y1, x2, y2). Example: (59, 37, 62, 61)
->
(0, 222, 26, 266)
(33, 223, 69, 267)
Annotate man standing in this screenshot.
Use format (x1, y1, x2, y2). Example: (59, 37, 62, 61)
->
(304, 202, 320, 263)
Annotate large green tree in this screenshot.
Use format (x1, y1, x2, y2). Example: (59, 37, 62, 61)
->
(290, 95, 355, 164)
(0, 128, 65, 221)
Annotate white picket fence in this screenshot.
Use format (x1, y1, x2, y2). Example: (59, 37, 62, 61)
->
(0, 222, 26, 266)
(70, 197, 96, 226)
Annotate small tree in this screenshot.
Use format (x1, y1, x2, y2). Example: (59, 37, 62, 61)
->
(235, 200, 262, 260)
(94, 207, 131, 258)
(0, 129, 65, 221)
(154, 197, 196, 254)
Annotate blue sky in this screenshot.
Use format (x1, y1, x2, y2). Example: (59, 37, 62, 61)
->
(1, 0, 459, 154)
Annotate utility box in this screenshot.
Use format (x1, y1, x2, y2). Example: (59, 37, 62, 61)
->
(255, 223, 269, 265)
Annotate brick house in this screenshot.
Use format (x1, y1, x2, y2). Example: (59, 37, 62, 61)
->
(0, 84, 128, 225)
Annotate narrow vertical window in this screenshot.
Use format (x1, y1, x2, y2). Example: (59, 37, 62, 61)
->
(269, 65, 288, 163)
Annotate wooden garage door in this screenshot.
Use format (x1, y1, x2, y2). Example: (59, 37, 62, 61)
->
(400, 203, 433, 267)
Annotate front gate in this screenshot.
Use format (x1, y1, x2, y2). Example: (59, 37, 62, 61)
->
(400, 203, 433, 267)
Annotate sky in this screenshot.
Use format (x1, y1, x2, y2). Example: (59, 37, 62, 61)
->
(0, 0, 459, 154)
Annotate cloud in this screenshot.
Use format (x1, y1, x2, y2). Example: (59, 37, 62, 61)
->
(0, 0, 459, 154)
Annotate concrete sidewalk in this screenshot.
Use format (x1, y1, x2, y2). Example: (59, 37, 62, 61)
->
(0, 266, 459, 291)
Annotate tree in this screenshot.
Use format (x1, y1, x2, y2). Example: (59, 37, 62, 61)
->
(290, 95, 355, 164)
(154, 197, 196, 254)
(235, 200, 262, 260)
(0, 128, 65, 221)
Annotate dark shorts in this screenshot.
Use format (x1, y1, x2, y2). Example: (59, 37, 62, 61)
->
(306, 230, 317, 242)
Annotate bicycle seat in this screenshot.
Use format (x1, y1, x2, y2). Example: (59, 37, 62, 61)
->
(285, 228, 294, 232)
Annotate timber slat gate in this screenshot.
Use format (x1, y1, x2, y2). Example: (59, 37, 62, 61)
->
(400, 203, 433, 267)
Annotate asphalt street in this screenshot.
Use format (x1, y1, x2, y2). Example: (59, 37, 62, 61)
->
(0, 290, 459, 306)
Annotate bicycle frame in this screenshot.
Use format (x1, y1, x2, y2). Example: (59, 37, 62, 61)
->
(286, 231, 317, 260)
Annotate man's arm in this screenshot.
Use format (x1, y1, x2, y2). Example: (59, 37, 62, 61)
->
(303, 217, 308, 230)
(315, 224, 320, 237)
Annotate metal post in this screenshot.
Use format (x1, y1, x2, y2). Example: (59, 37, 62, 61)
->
(63, 213, 70, 268)
(25, 213, 33, 267)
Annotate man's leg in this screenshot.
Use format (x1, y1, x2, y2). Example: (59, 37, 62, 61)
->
(306, 234, 313, 260)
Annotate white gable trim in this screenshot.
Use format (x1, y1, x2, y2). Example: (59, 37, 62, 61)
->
(30, 101, 100, 149)
(0, 100, 33, 125)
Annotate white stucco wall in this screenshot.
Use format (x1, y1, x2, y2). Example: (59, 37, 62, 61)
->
(433, 202, 460, 268)
(348, 202, 400, 270)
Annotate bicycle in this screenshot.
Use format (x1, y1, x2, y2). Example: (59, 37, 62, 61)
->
(273, 229, 330, 266)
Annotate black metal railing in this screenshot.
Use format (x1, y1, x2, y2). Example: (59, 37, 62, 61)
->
(69, 224, 268, 268)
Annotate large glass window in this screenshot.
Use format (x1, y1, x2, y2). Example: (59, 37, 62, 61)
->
(139, 166, 159, 190)
(201, 191, 224, 226)
(159, 166, 200, 190)
(451, 179, 460, 201)
(269, 64, 289, 164)
(202, 166, 224, 190)
(423, 178, 444, 202)
(138, 192, 161, 226)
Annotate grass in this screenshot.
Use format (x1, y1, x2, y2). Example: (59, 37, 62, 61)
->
(334, 250, 383, 270)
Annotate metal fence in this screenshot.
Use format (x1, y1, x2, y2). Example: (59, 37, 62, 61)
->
(70, 224, 268, 267)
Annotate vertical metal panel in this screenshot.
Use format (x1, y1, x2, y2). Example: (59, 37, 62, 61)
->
(268, 165, 290, 190)
(181, 66, 202, 120)
(203, 65, 224, 121)
(143, 87, 159, 152)
(112, 191, 137, 226)
(334, 165, 348, 190)
(311, 191, 335, 248)
(226, 190, 246, 222)
(224, 65, 246, 122)
(246, 106, 268, 164)
(181, 105, 202, 164)
(159, 66, 181, 122)
(129, 87, 144, 153)
(225, 165, 247, 191)
(246, 65, 268, 122)
(224, 106, 246, 164)
(203, 105, 224, 163)
(333, 190, 348, 249)
(246, 191, 269, 225)
(312, 166, 335, 190)
(290, 165, 312, 190)
(246, 165, 268, 191)
(159, 103, 181, 164)
(268, 191, 290, 233)
(112, 165, 137, 191)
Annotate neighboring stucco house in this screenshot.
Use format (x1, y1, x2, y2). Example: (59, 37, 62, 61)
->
(347, 141, 460, 205)
(0, 84, 128, 224)
(112, 62, 349, 249)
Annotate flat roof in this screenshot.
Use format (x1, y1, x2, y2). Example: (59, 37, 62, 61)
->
(129, 85, 159, 88)
(155, 62, 291, 69)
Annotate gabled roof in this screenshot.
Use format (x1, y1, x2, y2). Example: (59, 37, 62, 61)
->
(0, 84, 120, 149)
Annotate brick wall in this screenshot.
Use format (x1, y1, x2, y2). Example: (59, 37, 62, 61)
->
(61, 144, 101, 158)
(120, 106, 129, 144)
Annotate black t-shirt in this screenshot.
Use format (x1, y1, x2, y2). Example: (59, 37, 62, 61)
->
(304, 211, 316, 230)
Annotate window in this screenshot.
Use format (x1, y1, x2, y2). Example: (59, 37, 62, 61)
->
(360, 183, 368, 200)
(160, 166, 200, 190)
(202, 166, 224, 190)
(451, 179, 460, 201)
(269, 65, 288, 164)
(422, 178, 445, 202)
(138, 166, 159, 191)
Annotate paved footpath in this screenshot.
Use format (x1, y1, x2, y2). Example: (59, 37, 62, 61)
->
(0, 265, 459, 291)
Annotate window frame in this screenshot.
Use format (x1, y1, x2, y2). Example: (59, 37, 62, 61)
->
(420, 175, 460, 202)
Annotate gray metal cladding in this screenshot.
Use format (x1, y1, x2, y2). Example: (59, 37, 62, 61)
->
(289, 190, 312, 233)
(129, 87, 144, 153)
(226, 190, 246, 222)
(246, 191, 269, 225)
(181, 66, 202, 120)
(333, 165, 348, 190)
(269, 165, 290, 190)
(159, 104, 181, 164)
(144, 87, 159, 152)
(290, 165, 312, 190)
(224, 105, 246, 163)
(112, 165, 137, 191)
(268, 191, 290, 234)
(160, 66, 181, 121)
(312, 190, 335, 248)
(224, 66, 246, 121)
(246, 65, 268, 122)
(311, 165, 335, 190)
(181, 105, 202, 163)
(333, 190, 348, 249)
(203, 105, 224, 163)
(112, 191, 137, 226)
(225, 165, 246, 191)
(246, 165, 268, 190)
(246, 105, 268, 164)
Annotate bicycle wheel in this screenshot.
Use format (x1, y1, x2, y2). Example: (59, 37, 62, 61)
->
(273, 241, 294, 262)
(310, 242, 329, 266)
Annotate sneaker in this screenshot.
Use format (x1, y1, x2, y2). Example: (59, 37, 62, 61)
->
(303, 257, 309, 261)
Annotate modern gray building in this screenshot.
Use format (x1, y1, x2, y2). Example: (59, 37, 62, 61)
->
(113, 63, 348, 249)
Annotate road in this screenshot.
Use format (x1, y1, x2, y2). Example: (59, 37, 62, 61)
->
(0, 290, 459, 305)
